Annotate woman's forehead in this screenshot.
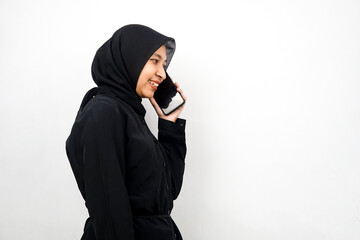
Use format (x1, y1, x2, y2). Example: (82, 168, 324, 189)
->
(153, 45, 167, 59)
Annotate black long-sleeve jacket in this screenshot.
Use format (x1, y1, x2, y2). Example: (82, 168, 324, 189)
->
(66, 93, 186, 240)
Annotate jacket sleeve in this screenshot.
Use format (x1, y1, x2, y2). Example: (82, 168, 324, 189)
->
(158, 117, 187, 200)
(81, 102, 134, 240)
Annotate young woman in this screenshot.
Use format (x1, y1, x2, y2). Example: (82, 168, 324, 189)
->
(65, 24, 187, 240)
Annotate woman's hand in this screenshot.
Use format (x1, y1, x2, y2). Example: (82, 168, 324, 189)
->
(149, 82, 187, 122)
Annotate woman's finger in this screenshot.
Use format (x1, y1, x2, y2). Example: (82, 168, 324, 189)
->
(174, 82, 186, 102)
(149, 97, 164, 117)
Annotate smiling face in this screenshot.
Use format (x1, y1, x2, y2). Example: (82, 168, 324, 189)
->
(136, 45, 167, 98)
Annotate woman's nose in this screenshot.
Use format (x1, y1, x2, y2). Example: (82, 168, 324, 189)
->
(156, 66, 166, 81)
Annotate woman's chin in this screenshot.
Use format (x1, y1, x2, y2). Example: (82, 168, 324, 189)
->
(144, 92, 155, 99)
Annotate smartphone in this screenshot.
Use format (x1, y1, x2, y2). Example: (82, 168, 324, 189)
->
(154, 72, 185, 115)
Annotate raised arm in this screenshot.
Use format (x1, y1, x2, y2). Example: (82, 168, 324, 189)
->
(158, 117, 187, 200)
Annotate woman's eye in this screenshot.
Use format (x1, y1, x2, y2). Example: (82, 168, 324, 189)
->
(151, 59, 158, 64)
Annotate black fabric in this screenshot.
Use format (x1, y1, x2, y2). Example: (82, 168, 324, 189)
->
(65, 24, 186, 240)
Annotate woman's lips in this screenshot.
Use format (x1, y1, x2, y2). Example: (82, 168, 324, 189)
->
(148, 80, 159, 90)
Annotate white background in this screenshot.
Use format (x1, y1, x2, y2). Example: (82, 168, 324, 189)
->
(1, 0, 360, 239)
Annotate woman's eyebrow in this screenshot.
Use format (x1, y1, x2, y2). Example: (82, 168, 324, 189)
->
(152, 53, 167, 62)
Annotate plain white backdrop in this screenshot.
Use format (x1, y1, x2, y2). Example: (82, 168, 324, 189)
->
(1, 0, 360, 239)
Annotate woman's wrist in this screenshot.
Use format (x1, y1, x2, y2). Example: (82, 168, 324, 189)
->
(159, 115, 177, 123)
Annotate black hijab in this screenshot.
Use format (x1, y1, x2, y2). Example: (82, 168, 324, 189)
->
(78, 24, 176, 117)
